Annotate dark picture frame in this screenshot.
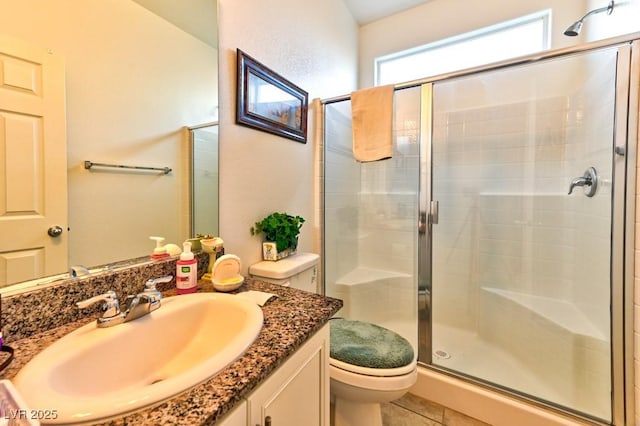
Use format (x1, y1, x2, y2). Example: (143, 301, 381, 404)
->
(236, 49, 308, 143)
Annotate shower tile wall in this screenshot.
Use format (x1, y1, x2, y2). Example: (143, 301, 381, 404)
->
(432, 50, 615, 317)
(431, 97, 581, 329)
(324, 101, 360, 290)
(357, 88, 420, 275)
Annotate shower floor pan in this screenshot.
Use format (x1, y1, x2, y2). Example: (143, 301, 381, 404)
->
(432, 287, 610, 420)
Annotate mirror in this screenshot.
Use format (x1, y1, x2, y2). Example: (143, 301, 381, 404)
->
(190, 123, 219, 237)
(0, 0, 218, 293)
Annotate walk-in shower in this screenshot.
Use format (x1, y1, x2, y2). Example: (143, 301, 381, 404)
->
(323, 36, 639, 425)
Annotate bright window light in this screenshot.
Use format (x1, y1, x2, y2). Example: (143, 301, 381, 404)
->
(375, 10, 551, 86)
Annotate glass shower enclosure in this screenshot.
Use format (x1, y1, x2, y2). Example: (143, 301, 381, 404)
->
(323, 88, 421, 350)
(324, 39, 638, 424)
(427, 45, 624, 422)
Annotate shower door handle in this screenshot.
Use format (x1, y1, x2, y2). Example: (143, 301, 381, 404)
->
(430, 200, 439, 225)
(418, 211, 427, 233)
(568, 167, 598, 197)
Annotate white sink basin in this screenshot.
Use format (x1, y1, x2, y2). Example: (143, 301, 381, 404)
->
(14, 292, 263, 424)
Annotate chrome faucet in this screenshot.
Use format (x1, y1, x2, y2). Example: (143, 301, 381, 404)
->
(76, 290, 125, 327)
(121, 293, 160, 323)
(76, 276, 172, 327)
(142, 276, 173, 303)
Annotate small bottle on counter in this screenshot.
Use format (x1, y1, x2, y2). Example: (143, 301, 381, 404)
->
(176, 242, 197, 294)
(149, 236, 170, 260)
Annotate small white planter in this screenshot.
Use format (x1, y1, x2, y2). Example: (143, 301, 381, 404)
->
(262, 242, 297, 261)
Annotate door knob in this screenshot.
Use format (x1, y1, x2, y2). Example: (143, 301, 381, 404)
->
(48, 226, 64, 237)
(568, 167, 598, 197)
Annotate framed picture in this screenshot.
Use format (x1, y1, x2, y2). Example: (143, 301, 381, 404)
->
(236, 49, 308, 143)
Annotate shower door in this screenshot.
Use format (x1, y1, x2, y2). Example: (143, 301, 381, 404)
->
(424, 45, 630, 422)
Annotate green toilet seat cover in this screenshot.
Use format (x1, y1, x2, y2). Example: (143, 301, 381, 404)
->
(330, 318, 414, 369)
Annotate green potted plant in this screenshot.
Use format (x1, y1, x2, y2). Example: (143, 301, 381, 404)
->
(250, 212, 305, 261)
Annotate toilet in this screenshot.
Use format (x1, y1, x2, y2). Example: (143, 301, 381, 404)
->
(249, 253, 417, 426)
(249, 252, 320, 292)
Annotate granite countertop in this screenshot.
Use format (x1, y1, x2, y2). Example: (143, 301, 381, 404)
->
(1, 278, 342, 425)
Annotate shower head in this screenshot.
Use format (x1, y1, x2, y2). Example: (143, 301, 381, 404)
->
(563, 20, 584, 37)
(564, 1, 614, 36)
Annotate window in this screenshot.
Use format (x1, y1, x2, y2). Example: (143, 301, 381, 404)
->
(375, 10, 551, 86)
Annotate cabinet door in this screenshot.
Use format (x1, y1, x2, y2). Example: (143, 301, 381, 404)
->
(217, 400, 247, 426)
(249, 325, 329, 426)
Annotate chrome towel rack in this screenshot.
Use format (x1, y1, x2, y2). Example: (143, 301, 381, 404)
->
(84, 160, 172, 175)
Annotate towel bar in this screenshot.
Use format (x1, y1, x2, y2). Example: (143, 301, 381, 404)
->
(84, 160, 171, 175)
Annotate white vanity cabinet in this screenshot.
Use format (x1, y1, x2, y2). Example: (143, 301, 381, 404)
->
(217, 324, 330, 426)
(217, 401, 247, 426)
(247, 324, 329, 426)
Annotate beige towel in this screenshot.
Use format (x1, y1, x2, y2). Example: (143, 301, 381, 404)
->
(351, 84, 394, 162)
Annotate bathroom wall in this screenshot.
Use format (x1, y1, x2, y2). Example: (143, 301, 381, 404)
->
(0, 0, 218, 268)
(217, 0, 358, 274)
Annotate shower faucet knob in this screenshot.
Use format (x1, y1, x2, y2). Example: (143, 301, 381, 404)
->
(568, 167, 598, 197)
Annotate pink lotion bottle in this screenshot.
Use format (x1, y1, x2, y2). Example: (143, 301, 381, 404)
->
(176, 242, 198, 294)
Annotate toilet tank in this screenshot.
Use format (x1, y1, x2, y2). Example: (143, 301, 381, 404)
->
(249, 252, 320, 293)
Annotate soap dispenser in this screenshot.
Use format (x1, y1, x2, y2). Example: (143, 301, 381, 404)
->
(176, 242, 197, 294)
(150, 236, 169, 260)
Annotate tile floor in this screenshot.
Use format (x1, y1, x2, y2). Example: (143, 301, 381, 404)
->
(381, 393, 491, 426)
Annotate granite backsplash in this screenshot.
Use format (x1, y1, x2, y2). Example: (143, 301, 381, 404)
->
(1, 253, 209, 343)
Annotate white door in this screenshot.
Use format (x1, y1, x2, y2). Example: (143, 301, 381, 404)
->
(0, 34, 67, 287)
